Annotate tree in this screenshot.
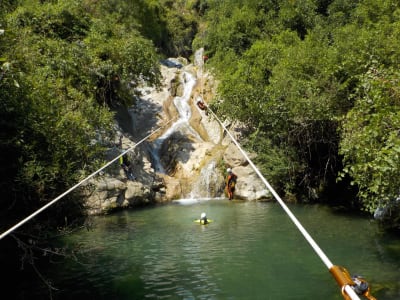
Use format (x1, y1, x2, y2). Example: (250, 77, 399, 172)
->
(202, 0, 400, 210)
(278, 0, 318, 39)
(339, 67, 400, 214)
(200, 1, 267, 56)
(1, 0, 166, 296)
(0, 0, 161, 237)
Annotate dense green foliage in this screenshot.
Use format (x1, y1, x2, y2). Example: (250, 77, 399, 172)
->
(0, 0, 205, 295)
(339, 67, 400, 213)
(1, 0, 400, 242)
(120, 0, 199, 57)
(1, 0, 400, 296)
(197, 0, 400, 227)
(0, 0, 164, 235)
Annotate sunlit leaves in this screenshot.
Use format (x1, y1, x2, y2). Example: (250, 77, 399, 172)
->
(84, 16, 160, 105)
(278, 0, 318, 39)
(204, 0, 400, 211)
(202, 2, 265, 56)
(0, 0, 161, 224)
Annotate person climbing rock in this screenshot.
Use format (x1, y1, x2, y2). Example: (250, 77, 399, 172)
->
(226, 168, 237, 200)
(119, 155, 136, 181)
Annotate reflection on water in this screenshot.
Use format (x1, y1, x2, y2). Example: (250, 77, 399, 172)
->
(28, 200, 400, 299)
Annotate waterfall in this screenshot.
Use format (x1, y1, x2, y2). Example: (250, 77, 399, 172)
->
(190, 160, 221, 199)
(145, 59, 223, 200)
(151, 71, 200, 173)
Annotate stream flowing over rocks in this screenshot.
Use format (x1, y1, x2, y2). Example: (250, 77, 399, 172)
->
(85, 49, 269, 215)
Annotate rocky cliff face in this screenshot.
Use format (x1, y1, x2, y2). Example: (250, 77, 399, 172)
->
(85, 49, 270, 214)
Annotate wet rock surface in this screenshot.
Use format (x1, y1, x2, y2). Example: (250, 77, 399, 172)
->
(85, 49, 270, 214)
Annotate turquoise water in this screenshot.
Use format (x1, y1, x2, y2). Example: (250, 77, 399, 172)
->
(30, 200, 400, 299)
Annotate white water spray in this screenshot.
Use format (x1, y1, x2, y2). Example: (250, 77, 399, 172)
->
(151, 71, 200, 173)
(190, 160, 221, 199)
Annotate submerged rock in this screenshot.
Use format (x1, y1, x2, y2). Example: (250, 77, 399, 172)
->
(374, 197, 400, 231)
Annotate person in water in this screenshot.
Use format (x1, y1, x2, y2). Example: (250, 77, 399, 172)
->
(200, 212, 209, 225)
(226, 168, 237, 200)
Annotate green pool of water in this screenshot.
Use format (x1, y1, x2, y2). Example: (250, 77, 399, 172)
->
(28, 200, 400, 299)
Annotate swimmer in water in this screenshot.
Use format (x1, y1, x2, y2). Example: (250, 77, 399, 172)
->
(200, 212, 209, 225)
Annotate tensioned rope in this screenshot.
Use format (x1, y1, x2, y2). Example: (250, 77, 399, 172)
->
(205, 107, 363, 300)
(0, 117, 176, 241)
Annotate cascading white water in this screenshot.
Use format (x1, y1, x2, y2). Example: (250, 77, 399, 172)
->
(151, 71, 200, 173)
(190, 160, 221, 199)
(147, 59, 222, 199)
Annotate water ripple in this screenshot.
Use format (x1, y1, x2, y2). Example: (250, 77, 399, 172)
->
(39, 200, 400, 300)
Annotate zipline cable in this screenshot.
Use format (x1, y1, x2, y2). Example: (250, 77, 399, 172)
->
(0, 118, 176, 241)
(206, 107, 362, 300)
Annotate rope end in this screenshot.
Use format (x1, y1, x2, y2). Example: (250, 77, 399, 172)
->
(330, 265, 376, 300)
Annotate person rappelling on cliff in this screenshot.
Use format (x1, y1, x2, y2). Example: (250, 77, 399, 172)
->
(119, 134, 136, 180)
(226, 168, 237, 200)
(118, 135, 136, 181)
(196, 98, 207, 111)
(119, 155, 135, 181)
